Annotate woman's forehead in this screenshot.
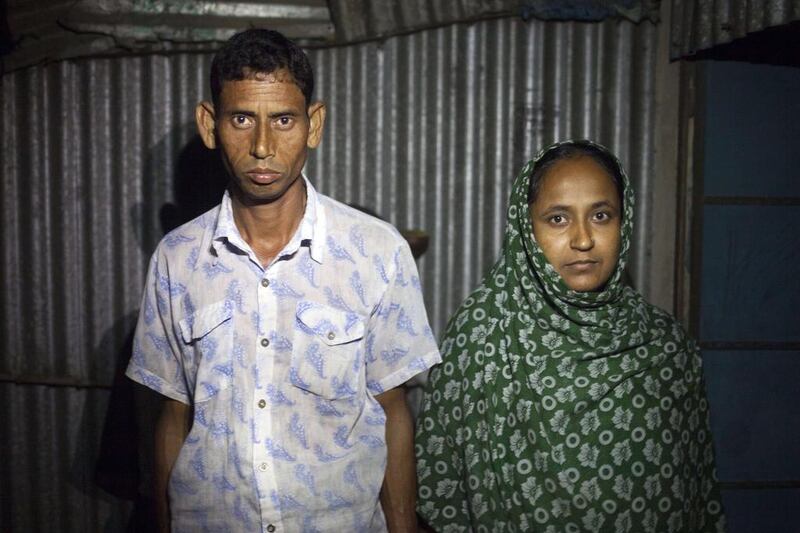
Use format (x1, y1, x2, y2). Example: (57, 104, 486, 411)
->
(536, 157, 619, 203)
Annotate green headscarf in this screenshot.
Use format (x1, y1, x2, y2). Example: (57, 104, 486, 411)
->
(415, 141, 725, 533)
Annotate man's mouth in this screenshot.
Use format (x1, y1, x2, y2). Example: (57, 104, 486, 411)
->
(246, 168, 281, 184)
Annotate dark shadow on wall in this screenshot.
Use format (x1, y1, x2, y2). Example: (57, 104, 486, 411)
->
(159, 134, 228, 235)
(89, 128, 227, 530)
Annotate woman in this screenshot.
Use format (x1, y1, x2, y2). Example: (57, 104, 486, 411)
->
(415, 141, 724, 532)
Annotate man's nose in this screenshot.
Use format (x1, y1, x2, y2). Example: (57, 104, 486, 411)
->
(570, 220, 594, 251)
(251, 122, 274, 159)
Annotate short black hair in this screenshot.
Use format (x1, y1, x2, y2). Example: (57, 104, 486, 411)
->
(210, 28, 314, 109)
(527, 140, 625, 208)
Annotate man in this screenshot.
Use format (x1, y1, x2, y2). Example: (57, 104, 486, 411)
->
(126, 28, 440, 532)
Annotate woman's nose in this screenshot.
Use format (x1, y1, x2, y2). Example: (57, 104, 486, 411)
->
(570, 221, 594, 250)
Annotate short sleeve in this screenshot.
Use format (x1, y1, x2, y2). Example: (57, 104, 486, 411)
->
(364, 240, 441, 395)
(125, 251, 190, 404)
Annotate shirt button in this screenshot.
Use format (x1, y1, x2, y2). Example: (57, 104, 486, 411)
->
(266, 525, 276, 533)
(327, 331, 335, 340)
(258, 399, 266, 408)
(261, 278, 270, 288)
(258, 462, 268, 472)
(261, 338, 270, 347)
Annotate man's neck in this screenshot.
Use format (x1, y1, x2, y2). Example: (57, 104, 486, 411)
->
(229, 177, 307, 267)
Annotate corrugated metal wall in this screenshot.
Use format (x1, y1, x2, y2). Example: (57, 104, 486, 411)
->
(327, 0, 515, 41)
(308, 17, 658, 330)
(671, 0, 800, 58)
(0, 16, 657, 531)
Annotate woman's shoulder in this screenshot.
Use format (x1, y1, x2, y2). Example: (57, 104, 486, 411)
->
(637, 295, 697, 353)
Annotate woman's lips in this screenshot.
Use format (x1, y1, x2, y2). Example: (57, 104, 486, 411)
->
(563, 260, 598, 272)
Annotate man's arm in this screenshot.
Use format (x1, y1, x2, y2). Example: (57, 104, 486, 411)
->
(154, 397, 192, 533)
(376, 386, 418, 533)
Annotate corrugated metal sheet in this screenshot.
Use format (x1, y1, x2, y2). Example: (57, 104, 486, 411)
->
(328, 0, 514, 42)
(3, 0, 334, 72)
(307, 17, 658, 331)
(670, 0, 800, 58)
(0, 16, 658, 530)
(328, 0, 660, 42)
(0, 383, 134, 530)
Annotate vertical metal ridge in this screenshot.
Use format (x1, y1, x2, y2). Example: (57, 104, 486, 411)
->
(403, 32, 417, 231)
(1, 75, 21, 371)
(631, 22, 658, 292)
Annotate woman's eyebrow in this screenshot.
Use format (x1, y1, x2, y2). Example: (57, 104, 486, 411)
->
(539, 204, 570, 215)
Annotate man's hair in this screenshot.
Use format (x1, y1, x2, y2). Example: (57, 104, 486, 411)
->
(527, 140, 625, 209)
(210, 28, 314, 109)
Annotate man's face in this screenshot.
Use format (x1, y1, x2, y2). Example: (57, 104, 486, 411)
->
(197, 69, 325, 205)
(528, 156, 622, 292)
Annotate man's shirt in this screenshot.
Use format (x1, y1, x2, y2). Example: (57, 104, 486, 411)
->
(126, 177, 441, 532)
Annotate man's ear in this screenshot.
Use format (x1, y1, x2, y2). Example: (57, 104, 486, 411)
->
(306, 101, 326, 149)
(196, 101, 217, 149)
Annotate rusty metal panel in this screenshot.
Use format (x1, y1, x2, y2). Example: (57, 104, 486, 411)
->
(327, 0, 514, 42)
(3, 0, 334, 72)
(328, 0, 660, 42)
(328, 0, 660, 43)
(0, 16, 658, 529)
(670, 0, 800, 58)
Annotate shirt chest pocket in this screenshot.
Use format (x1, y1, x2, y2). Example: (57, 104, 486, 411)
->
(179, 300, 234, 403)
(290, 301, 365, 400)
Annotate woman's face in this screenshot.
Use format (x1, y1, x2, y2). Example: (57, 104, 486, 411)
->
(529, 156, 622, 292)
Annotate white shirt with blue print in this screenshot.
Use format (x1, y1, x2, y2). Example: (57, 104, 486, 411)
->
(126, 176, 441, 533)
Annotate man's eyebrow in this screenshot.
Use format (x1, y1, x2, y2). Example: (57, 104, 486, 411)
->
(224, 109, 301, 118)
(226, 109, 256, 117)
(268, 110, 300, 118)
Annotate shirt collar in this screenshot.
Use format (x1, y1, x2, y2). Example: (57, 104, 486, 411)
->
(302, 176, 326, 264)
(210, 175, 326, 264)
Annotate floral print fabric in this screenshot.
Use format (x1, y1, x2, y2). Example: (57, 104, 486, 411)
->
(415, 141, 725, 532)
(127, 178, 441, 532)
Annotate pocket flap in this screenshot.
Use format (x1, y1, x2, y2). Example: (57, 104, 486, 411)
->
(179, 300, 233, 344)
(296, 301, 365, 346)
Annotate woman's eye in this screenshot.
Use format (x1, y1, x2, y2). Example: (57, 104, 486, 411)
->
(549, 214, 566, 225)
(594, 211, 611, 222)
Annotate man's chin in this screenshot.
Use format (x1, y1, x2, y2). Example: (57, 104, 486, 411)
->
(229, 175, 301, 206)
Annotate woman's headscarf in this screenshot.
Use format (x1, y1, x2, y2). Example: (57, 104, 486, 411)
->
(415, 141, 724, 533)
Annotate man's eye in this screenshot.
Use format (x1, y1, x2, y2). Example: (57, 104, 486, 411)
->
(275, 116, 293, 128)
(232, 115, 251, 128)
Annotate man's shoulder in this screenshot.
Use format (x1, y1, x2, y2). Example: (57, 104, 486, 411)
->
(317, 193, 406, 252)
(152, 204, 221, 260)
